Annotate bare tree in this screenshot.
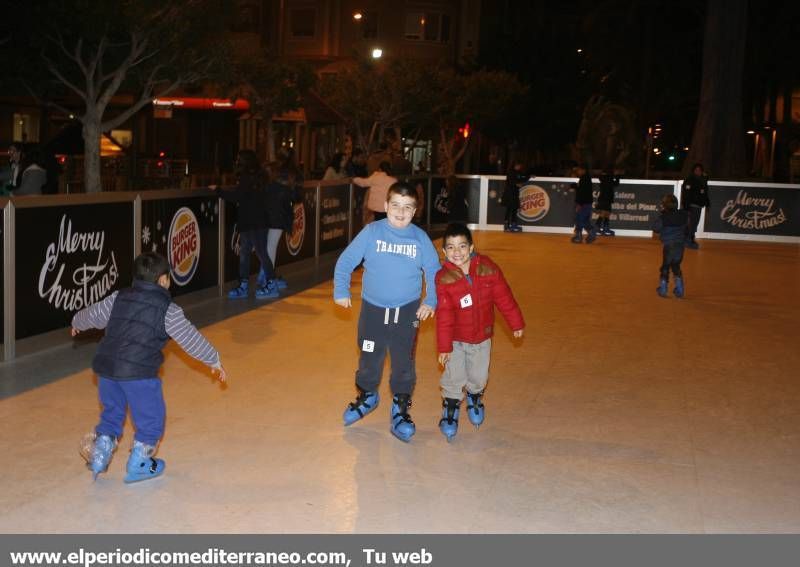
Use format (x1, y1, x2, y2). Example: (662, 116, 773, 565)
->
(8, 1, 228, 192)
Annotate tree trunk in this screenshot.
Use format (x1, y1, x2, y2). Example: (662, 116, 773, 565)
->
(83, 119, 103, 193)
(684, 0, 748, 179)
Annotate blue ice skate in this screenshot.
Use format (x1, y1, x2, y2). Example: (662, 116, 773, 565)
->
(571, 231, 582, 244)
(227, 279, 249, 299)
(438, 398, 460, 442)
(390, 394, 416, 442)
(258, 268, 288, 290)
(81, 433, 118, 481)
(585, 227, 598, 244)
(343, 390, 380, 426)
(124, 441, 165, 484)
(673, 277, 685, 299)
(255, 280, 280, 299)
(465, 391, 485, 428)
(657, 279, 668, 298)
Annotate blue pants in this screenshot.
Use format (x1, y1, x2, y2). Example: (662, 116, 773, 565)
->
(239, 228, 275, 281)
(660, 243, 684, 280)
(574, 203, 593, 233)
(96, 377, 166, 446)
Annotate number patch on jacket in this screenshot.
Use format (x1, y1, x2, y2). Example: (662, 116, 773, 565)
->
(460, 294, 473, 308)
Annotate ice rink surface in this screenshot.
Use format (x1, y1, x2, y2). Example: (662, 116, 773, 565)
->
(1, 231, 799, 533)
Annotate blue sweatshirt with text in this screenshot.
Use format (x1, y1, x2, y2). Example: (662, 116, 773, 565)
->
(334, 220, 440, 309)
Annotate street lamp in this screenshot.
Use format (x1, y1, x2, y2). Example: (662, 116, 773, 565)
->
(372, 48, 383, 59)
(353, 11, 363, 20)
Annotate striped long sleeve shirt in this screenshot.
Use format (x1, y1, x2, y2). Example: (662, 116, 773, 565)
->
(71, 291, 221, 368)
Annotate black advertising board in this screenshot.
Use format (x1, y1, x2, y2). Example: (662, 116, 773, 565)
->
(224, 185, 318, 281)
(429, 177, 479, 225)
(319, 184, 350, 254)
(141, 196, 219, 297)
(15, 202, 134, 339)
(487, 178, 671, 230)
(704, 184, 800, 237)
(1, 206, 4, 343)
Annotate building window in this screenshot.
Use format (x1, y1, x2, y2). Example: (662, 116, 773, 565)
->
(13, 113, 40, 143)
(405, 11, 450, 42)
(290, 8, 316, 38)
(361, 11, 379, 39)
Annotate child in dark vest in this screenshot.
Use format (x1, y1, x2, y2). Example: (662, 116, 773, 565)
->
(71, 252, 226, 483)
(653, 194, 689, 298)
(435, 223, 525, 440)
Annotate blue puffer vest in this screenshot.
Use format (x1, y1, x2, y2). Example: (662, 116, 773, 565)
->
(93, 280, 172, 380)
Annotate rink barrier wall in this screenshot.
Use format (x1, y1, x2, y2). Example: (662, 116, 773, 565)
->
(2, 175, 797, 361)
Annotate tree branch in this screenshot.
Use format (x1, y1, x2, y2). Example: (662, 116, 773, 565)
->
(96, 32, 149, 113)
(41, 50, 87, 102)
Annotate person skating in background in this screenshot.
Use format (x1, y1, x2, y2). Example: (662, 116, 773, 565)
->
(71, 252, 226, 483)
(571, 165, 597, 243)
(502, 160, 527, 232)
(260, 160, 302, 291)
(680, 163, 710, 249)
(353, 161, 397, 224)
(653, 194, 689, 298)
(333, 182, 441, 442)
(213, 150, 280, 299)
(596, 167, 621, 236)
(435, 223, 524, 441)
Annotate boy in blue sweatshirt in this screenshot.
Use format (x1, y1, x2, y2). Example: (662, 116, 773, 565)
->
(334, 182, 441, 442)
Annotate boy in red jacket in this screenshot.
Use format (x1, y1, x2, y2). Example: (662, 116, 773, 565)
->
(435, 223, 525, 441)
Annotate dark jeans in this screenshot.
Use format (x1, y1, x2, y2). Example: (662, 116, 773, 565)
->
(239, 228, 274, 281)
(687, 205, 702, 242)
(355, 299, 421, 396)
(96, 377, 165, 446)
(504, 205, 519, 225)
(574, 203, 593, 233)
(660, 242, 684, 280)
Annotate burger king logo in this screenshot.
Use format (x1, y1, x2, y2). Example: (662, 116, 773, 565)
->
(517, 184, 550, 223)
(286, 203, 305, 256)
(168, 207, 200, 286)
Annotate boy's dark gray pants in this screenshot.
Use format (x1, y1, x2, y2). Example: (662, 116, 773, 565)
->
(355, 299, 421, 396)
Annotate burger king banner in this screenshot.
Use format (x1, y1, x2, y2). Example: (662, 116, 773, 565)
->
(141, 196, 219, 296)
(15, 202, 134, 340)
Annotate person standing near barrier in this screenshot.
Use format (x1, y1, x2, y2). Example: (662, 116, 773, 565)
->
(334, 182, 440, 442)
(323, 153, 347, 181)
(653, 194, 689, 298)
(680, 163, 709, 249)
(353, 161, 397, 224)
(571, 165, 597, 243)
(596, 167, 621, 236)
(213, 150, 280, 299)
(502, 160, 526, 232)
(71, 252, 226, 483)
(261, 161, 302, 291)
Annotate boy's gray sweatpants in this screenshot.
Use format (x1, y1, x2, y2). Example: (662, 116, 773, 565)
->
(355, 299, 421, 396)
(440, 339, 492, 400)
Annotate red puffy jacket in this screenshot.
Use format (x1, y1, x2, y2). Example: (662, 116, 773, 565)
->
(435, 254, 525, 353)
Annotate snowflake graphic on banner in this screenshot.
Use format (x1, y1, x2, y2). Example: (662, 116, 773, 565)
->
(142, 226, 151, 245)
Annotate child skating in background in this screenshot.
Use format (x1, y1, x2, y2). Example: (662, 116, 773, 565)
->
(435, 223, 524, 441)
(571, 165, 597, 243)
(72, 252, 226, 483)
(653, 194, 689, 298)
(333, 182, 441, 442)
(596, 168, 621, 236)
